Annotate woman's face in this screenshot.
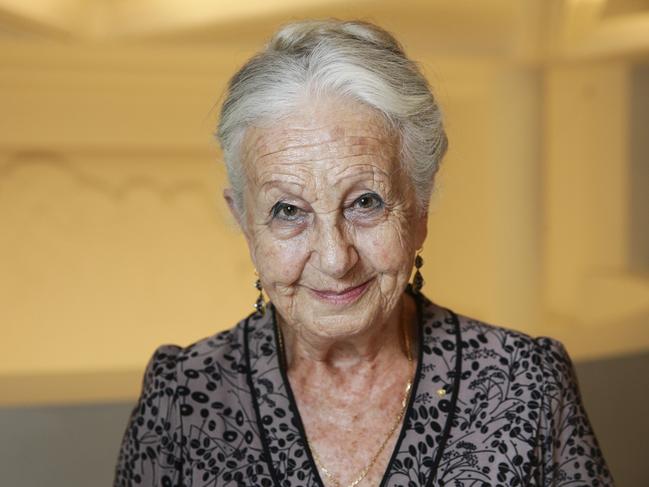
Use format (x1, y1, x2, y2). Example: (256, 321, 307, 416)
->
(227, 98, 427, 342)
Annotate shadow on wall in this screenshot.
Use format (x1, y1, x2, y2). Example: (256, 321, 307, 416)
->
(0, 352, 647, 487)
(575, 351, 649, 487)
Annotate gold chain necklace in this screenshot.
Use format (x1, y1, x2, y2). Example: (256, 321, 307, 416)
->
(276, 320, 414, 487)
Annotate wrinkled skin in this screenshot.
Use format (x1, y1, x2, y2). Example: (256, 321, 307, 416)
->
(225, 96, 428, 485)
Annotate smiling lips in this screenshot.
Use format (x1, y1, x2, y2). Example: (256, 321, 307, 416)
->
(308, 278, 373, 305)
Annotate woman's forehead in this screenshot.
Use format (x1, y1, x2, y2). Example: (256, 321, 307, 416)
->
(241, 100, 398, 182)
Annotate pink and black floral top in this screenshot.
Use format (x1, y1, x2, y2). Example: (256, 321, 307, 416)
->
(115, 291, 614, 486)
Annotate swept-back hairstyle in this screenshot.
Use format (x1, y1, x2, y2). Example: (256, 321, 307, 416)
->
(216, 19, 448, 214)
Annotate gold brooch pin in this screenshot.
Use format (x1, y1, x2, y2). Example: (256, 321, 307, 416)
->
(436, 387, 446, 397)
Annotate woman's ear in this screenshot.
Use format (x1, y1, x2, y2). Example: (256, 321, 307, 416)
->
(224, 188, 258, 269)
(223, 188, 245, 233)
(414, 210, 428, 251)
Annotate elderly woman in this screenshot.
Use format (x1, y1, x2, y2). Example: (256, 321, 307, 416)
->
(114, 20, 613, 487)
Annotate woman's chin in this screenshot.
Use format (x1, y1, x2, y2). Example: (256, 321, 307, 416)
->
(302, 316, 375, 342)
(300, 292, 393, 340)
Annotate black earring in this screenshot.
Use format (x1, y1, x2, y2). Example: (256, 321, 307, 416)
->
(254, 275, 266, 316)
(412, 252, 424, 294)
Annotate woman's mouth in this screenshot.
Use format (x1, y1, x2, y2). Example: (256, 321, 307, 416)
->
(307, 278, 373, 305)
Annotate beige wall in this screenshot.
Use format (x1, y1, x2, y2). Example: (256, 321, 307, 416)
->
(1, 2, 648, 405)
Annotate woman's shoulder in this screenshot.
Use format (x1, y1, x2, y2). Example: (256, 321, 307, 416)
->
(142, 311, 258, 378)
(422, 298, 575, 379)
(458, 310, 566, 353)
(425, 299, 568, 358)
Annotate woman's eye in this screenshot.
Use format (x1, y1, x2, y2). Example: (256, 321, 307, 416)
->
(353, 193, 384, 211)
(271, 202, 304, 221)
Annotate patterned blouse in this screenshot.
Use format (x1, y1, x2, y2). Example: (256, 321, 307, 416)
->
(114, 291, 614, 486)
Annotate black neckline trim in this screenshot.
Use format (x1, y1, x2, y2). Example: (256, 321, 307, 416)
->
(377, 286, 426, 487)
(243, 314, 283, 487)
(425, 307, 463, 487)
(271, 303, 326, 487)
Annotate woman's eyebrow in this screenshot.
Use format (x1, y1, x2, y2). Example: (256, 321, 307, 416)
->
(258, 178, 307, 198)
(331, 163, 392, 181)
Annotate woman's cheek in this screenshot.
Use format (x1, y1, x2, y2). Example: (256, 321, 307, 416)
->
(361, 224, 410, 273)
(256, 234, 309, 285)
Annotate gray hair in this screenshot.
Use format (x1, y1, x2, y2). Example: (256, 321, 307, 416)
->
(216, 19, 448, 214)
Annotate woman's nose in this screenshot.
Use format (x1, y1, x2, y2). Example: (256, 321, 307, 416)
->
(312, 217, 358, 279)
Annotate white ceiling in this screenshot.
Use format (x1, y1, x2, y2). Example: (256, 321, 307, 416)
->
(0, 0, 647, 59)
(0, 0, 526, 43)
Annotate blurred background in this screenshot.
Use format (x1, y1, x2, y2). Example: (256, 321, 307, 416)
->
(0, 0, 647, 485)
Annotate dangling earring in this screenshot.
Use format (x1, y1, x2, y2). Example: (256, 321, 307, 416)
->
(412, 252, 424, 294)
(253, 272, 266, 316)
